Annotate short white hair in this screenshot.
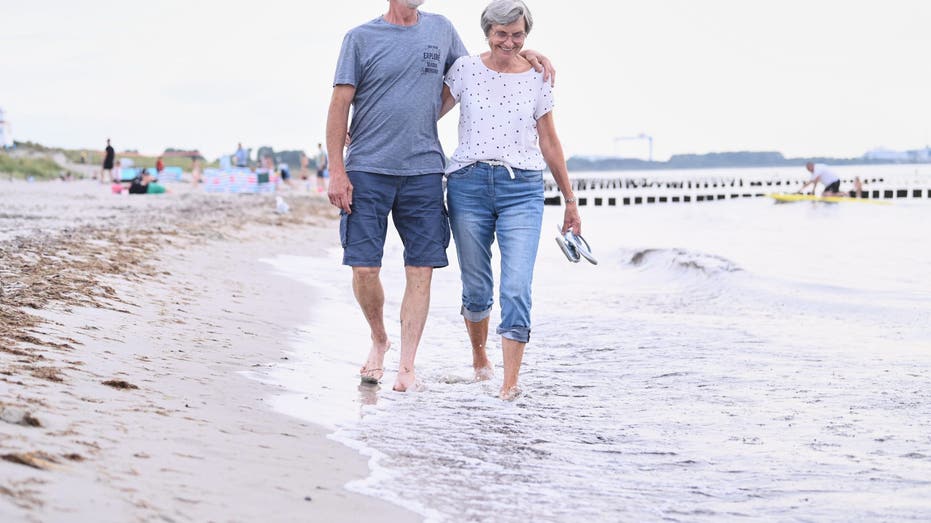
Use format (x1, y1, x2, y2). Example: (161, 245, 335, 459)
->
(481, 0, 533, 36)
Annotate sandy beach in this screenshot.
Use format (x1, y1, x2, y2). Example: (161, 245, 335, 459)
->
(0, 180, 419, 522)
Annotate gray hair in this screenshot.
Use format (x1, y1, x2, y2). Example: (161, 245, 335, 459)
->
(481, 0, 533, 36)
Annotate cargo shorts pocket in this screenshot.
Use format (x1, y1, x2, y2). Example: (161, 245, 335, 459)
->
(442, 206, 451, 249)
(339, 210, 349, 248)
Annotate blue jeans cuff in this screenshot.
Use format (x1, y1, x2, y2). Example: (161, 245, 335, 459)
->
(461, 305, 492, 323)
(497, 326, 530, 343)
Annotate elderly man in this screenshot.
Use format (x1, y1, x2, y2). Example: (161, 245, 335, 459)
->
(326, 0, 552, 392)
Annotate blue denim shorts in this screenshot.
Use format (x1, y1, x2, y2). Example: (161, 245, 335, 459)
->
(340, 171, 450, 268)
(446, 162, 544, 343)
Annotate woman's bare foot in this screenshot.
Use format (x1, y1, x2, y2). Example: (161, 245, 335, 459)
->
(360, 340, 391, 384)
(499, 385, 522, 401)
(392, 366, 417, 392)
(474, 365, 494, 382)
(472, 345, 492, 382)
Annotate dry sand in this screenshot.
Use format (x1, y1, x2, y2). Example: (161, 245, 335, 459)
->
(0, 180, 419, 522)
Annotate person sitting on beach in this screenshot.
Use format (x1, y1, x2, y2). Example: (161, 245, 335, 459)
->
(128, 170, 167, 194)
(441, 0, 579, 399)
(798, 162, 862, 198)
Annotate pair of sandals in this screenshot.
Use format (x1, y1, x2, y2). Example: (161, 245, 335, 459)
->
(555, 225, 598, 265)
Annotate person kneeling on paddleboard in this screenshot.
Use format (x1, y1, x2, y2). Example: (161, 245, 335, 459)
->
(798, 162, 862, 198)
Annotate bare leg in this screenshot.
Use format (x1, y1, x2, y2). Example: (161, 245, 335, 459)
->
(394, 266, 433, 392)
(854, 176, 863, 198)
(353, 267, 390, 383)
(464, 317, 493, 381)
(500, 337, 526, 400)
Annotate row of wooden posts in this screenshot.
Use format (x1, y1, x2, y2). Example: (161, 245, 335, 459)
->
(542, 177, 931, 206)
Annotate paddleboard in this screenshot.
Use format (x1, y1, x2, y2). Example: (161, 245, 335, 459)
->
(767, 193, 891, 205)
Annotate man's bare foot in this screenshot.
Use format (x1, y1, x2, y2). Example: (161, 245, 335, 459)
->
(360, 340, 391, 384)
(392, 366, 417, 392)
(474, 365, 494, 382)
(499, 385, 522, 401)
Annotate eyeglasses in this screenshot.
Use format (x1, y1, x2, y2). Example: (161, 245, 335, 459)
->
(491, 30, 526, 42)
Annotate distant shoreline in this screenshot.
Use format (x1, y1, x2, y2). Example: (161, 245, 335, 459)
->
(566, 151, 930, 172)
(5, 140, 928, 178)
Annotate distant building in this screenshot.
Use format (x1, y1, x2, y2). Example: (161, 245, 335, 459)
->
(907, 147, 931, 163)
(863, 147, 910, 162)
(863, 146, 931, 163)
(0, 107, 12, 149)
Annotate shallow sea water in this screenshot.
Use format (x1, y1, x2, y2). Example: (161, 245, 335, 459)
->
(263, 166, 931, 522)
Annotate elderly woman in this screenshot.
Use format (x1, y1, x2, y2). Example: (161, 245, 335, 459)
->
(441, 0, 580, 399)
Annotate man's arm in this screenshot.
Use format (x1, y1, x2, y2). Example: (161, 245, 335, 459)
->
(797, 177, 819, 194)
(520, 49, 555, 85)
(326, 84, 356, 213)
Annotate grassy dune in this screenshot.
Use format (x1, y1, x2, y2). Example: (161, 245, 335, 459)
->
(0, 152, 71, 180)
(63, 150, 206, 170)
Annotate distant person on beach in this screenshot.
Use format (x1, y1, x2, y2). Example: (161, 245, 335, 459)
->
(314, 143, 328, 193)
(109, 160, 124, 192)
(326, 0, 553, 392)
(441, 0, 579, 400)
(191, 158, 203, 184)
(101, 138, 115, 183)
(279, 161, 292, 188)
(128, 169, 167, 194)
(262, 156, 276, 182)
(235, 143, 249, 168)
(299, 152, 310, 182)
(155, 156, 165, 179)
(798, 162, 863, 197)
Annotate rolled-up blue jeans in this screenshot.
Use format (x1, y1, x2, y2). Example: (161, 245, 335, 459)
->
(446, 162, 544, 343)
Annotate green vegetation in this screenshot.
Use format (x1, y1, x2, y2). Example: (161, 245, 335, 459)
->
(4, 141, 220, 178)
(62, 148, 97, 164)
(64, 149, 210, 170)
(0, 152, 70, 180)
(255, 147, 313, 170)
(123, 154, 195, 171)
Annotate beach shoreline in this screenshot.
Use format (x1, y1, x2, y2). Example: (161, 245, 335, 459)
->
(0, 180, 419, 522)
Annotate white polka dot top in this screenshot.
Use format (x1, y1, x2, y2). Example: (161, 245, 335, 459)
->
(444, 55, 554, 175)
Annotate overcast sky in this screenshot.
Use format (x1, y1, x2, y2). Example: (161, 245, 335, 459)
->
(3, 0, 930, 161)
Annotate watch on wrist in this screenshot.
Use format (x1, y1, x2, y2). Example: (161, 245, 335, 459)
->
(564, 196, 576, 205)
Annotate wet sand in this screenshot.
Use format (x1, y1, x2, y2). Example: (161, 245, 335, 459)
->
(0, 180, 419, 522)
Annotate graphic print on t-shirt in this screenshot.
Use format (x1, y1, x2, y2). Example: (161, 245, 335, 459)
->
(422, 44, 441, 75)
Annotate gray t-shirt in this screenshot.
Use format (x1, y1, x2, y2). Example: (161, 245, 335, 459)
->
(334, 12, 468, 176)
